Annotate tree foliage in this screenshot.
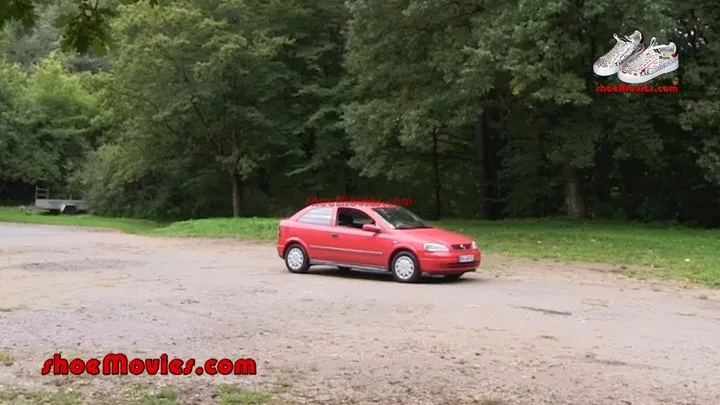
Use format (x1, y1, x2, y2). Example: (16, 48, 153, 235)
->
(0, 0, 719, 225)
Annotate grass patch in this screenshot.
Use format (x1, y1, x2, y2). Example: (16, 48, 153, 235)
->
(273, 379, 292, 392)
(217, 385, 270, 405)
(0, 207, 158, 234)
(0, 384, 275, 405)
(0, 388, 81, 405)
(94, 382, 180, 405)
(3, 206, 720, 285)
(136, 389, 179, 405)
(441, 218, 720, 285)
(0, 350, 13, 366)
(153, 217, 277, 239)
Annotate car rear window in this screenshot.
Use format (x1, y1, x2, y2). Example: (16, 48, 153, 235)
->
(297, 207, 333, 226)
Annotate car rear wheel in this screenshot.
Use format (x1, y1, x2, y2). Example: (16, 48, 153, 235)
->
(391, 251, 421, 283)
(284, 244, 309, 273)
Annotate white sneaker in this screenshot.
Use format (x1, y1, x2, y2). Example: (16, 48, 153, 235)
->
(617, 38, 679, 84)
(593, 30, 645, 76)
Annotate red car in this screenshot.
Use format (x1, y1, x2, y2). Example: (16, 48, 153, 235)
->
(276, 203, 481, 282)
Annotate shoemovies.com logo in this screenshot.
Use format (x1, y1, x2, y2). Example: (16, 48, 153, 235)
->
(305, 196, 413, 207)
(596, 83, 678, 93)
(41, 353, 257, 376)
(593, 29, 679, 85)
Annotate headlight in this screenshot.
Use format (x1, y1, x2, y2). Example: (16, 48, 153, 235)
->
(424, 243, 449, 252)
(471, 241, 477, 250)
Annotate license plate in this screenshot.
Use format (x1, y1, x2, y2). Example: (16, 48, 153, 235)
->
(458, 255, 474, 263)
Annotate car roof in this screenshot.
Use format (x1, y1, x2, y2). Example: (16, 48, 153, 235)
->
(305, 202, 399, 209)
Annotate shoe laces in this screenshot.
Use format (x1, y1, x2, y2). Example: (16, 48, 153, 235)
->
(613, 33, 635, 44)
(625, 38, 664, 69)
(609, 33, 637, 55)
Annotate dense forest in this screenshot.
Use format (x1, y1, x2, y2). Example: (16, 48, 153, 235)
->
(0, 0, 718, 225)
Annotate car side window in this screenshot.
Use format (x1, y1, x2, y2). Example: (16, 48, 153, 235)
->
(297, 207, 333, 226)
(336, 208, 374, 229)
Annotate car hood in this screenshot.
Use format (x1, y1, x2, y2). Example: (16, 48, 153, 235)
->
(398, 227, 473, 246)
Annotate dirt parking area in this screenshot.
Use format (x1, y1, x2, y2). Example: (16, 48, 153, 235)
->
(1, 223, 720, 405)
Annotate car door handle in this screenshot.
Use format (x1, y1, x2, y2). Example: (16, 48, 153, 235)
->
(331, 233, 338, 238)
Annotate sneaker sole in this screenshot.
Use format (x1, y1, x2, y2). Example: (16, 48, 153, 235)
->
(593, 64, 619, 76)
(618, 60, 679, 84)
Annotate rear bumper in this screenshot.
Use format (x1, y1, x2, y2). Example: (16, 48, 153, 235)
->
(276, 244, 284, 258)
(418, 250, 481, 274)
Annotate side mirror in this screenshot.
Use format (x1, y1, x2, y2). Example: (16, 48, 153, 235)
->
(362, 224, 381, 233)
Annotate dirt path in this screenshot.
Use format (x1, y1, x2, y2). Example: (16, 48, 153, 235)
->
(1, 223, 719, 405)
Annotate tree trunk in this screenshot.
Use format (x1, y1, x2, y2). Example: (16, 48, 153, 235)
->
(257, 168, 271, 199)
(484, 111, 502, 219)
(593, 142, 615, 217)
(473, 106, 487, 218)
(564, 165, 586, 219)
(343, 145, 357, 196)
(432, 131, 441, 219)
(231, 171, 242, 217)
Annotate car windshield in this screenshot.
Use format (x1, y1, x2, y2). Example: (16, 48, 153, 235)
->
(373, 206, 431, 229)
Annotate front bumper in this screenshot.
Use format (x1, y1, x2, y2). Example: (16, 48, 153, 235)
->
(418, 249, 481, 274)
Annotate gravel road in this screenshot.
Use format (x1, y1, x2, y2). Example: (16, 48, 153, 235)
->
(1, 223, 719, 405)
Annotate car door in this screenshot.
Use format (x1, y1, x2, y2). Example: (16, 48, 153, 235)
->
(293, 206, 336, 261)
(329, 208, 390, 267)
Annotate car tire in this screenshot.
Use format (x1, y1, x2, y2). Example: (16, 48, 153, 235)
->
(61, 205, 77, 215)
(284, 244, 310, 273)
(444, 273, 464, 280)
(390, 251, 421, 283)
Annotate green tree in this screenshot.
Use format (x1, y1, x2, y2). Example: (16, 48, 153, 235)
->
(0, 54, 98, 200)
(343, 0, 495, 219)
(96, 0, 291, 217)
(265, 0, 351, 197)
(1, 0, 120, 54)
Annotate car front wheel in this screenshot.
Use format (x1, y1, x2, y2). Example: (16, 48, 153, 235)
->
(284, 244, 309, 273)
(391, 251, 421, 283)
